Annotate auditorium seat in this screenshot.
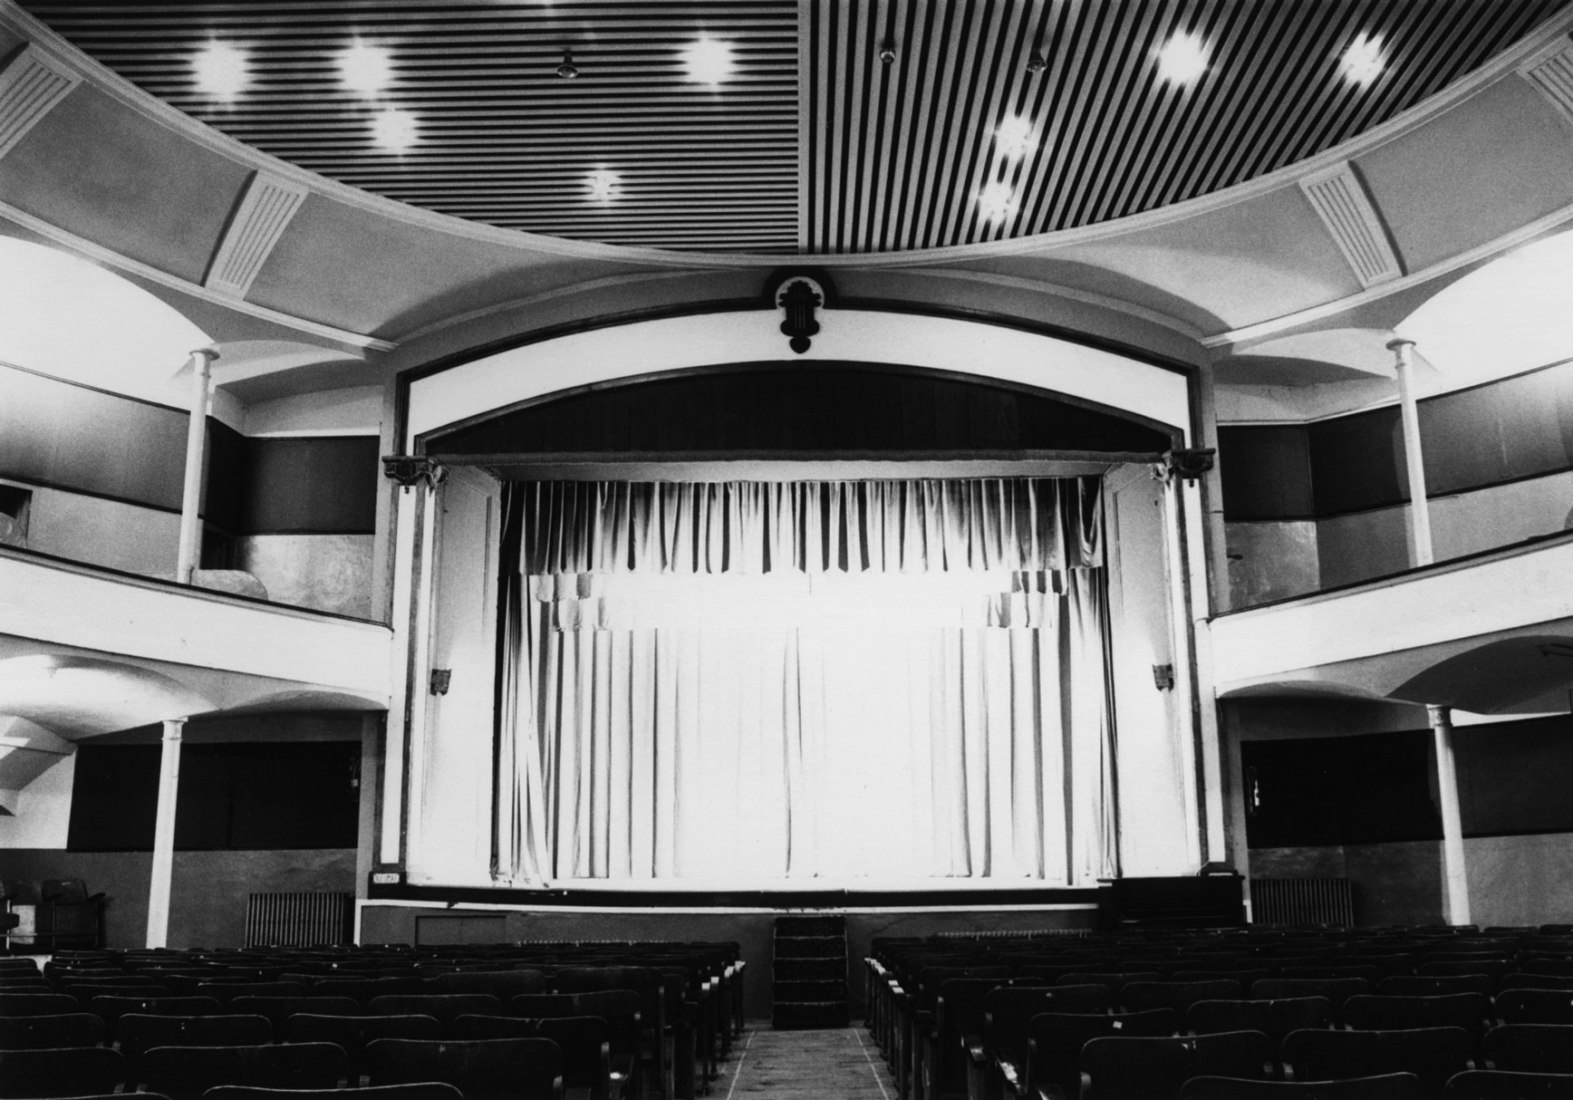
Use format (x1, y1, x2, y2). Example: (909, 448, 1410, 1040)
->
(1121, 978, 1243, 1014)
(92, 994, 224, 1027)
(453, 1014, 613, 1100)
(1499, 975, 1573, 994)
(426, 968, 549, 999)
(0, 992, 80, 1016)
(1021, 1009, 1180, 1100)
(369, 993, 505, 1032)
(1342, 994, 1493, 1040)
(311, 976, 426, 1006)
(206, 1085, 462, 1100)
(978, 984, 1116, 1095)
(365, 1036, 564, 1100)
(1079, 1030, 1273, 1099)
(1179, 1072, 1421, 1098)
(0, 1011, 106, 1048)
(117, 1013, 274, 1077)
(230, 995, 361, 1031)
(1481, 1025, 1573, 1073)
(1379, 976, 1495, 998)
(1280, 1026, 1472, 1096)
(197, 981, 311, 1007)
(1187, 997, 1332, 1047)
(1442, 1070, 1573, 1098)
(0, 1045, 126, 1098)
(1498, 990, 1573, 1025)
(140, 1041, 349, 1100)
(283, 1013, 442, 1081)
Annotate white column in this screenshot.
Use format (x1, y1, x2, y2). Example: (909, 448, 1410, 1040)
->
(147, 718, 184, 948)
(176, 347, 220, 584)
(1389, 338, 1433, 567)
(1428, 704, 1471, 926)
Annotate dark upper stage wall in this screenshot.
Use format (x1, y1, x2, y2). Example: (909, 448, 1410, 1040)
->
(426, 362, 1175, 456)
(0, 363, 378, 537)
(1219, 361, 1573, 521)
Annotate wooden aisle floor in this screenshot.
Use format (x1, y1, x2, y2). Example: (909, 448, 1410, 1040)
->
(715, 1025, 895, 1099)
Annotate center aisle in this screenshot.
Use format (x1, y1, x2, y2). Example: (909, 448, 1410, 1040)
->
(717, 1026, 895, 1100)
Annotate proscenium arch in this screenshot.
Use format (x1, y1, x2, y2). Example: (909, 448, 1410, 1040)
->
(402, 308, 1196, 449)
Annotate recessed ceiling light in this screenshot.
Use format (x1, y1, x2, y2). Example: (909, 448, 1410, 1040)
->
(586, 168, 622, 204)
(993, 116, 1037, 161)
(1341, 33, 1386, 86)
(681, 36, 737, 85)
(193, 40, 249, 100)
(371, 108, 418, 153)
(976, 182, 1019, 225)
(337, 40, 393, 97)
(1156, 31, 1208, 84)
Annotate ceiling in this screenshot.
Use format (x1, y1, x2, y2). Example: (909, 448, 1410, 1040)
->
(20, 0, 1570, 255)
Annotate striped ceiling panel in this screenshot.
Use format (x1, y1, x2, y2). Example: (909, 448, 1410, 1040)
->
(20, 0, 1571, 255)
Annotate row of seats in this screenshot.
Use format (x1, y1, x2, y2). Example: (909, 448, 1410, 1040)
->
(863, 924, 1573, 1100)
(0, 941, 746, 1100)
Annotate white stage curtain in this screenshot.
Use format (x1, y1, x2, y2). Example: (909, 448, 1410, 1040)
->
(493, 478, 1115, 888)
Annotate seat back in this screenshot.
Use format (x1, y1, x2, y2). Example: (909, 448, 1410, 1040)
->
(1442, 1070, 1573, 1098)
(1482, 1024, 1573, 1074)
(230, 996, 361, 1031)
(1187, 997, 1332, 1044)
(0, 992, 80, 1017)
(1498, 990, 1573, 1025)
(92, 995, 224, 1026)
(1121, 979, 1244, 1014)
(283, 1013, 442, 1077)
(139, 1041, 347, 1100)
(368, 994, 504, 1031)
(454, 1014, 610, 1095)
(1080, 1030, 1273, 1100)
(1344, 994, 1492, 1038)
(983, 984, 1113, 1069)
(426, 969, 549, 999)
(365, 1036, 563, 1100)
(1025, 1009, 1179, 1100)
(0, 1011, 106, 1048)
(1282, 1026, 1472, 1095)
(1179, 1072, 1421, 1098)
(196, 982, 310, 1007)
(118, 1014, 274, 1071)
(0, 1045, 126, 1099)
(205, 1085, 462, 1100)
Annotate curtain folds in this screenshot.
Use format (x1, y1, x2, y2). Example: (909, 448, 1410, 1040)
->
(494, 477, 1115, 888)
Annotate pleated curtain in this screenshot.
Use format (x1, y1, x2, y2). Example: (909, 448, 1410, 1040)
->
(494, 477, 1116, 888)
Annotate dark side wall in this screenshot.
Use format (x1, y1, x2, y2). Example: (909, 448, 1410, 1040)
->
(1227, 699, 1573, 927)
(0, 712, 371, 951)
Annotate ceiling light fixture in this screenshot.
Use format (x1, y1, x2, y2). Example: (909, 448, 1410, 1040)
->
(1156, 31, 1209, 84)
(993, 116, 1036, 161)
(586, 168, 622, 204)
(371, 107, 418, 153)
(337, 40, 393, 97)
(879, 38, 896, 65)
(192, 40, 249, 100)
(557, 48, 580, 79)
(976, 182, 1019, 225)
(1027, 50, 1047, 74)
(1340, 33, 1386, 86)
(681, 36, 736, 85)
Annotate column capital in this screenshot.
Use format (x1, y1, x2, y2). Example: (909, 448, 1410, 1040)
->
(1385, 336, 1417, 352)
(1426, 703, 1453, 728)
(382, 454, 446, 491)
(188, 346, 221, 363)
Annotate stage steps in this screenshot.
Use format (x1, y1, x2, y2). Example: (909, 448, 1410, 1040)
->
(771, 914, 850, 1029)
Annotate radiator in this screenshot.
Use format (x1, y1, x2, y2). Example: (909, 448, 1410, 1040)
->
(245, 892, 352, 947)
(1252, 877, 1354, 927)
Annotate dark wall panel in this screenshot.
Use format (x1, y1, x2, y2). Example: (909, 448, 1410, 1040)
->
(68, 741, 361, 851)
(1243, 731, 1441, 848)
(240, 437, 379, 534)
(1220, 361, 1573, 521)
(429, 363, 1174, 456)
(1455, 714, 1573, 837)
(1218, 425, 1314, 520)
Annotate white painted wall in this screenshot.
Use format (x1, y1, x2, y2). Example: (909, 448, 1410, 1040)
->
(0, 751, 74, 849)
(405, 468, 501, 887)
(1105, 466, 1198, 875)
